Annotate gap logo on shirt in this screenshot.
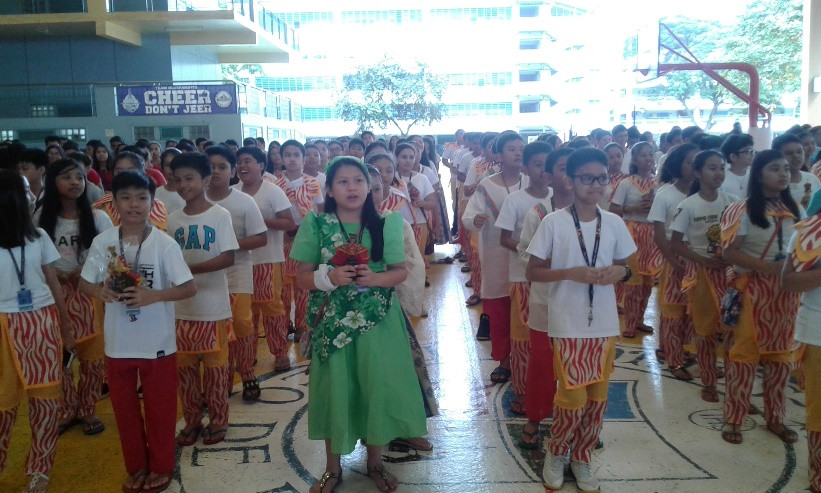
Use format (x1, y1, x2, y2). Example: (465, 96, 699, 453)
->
(173, 225, 217, 251)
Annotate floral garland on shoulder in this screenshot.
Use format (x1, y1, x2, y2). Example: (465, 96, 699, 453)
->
(307, 212, 394, 362)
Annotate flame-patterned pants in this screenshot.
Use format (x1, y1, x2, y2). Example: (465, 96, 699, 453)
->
(176, 320, 231, 430)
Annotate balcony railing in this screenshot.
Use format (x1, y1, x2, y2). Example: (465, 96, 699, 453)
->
(107, 0, 299, 51)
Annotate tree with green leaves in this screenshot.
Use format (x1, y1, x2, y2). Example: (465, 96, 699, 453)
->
(221, 64, 264, 81)
(334, 59, 446, 136)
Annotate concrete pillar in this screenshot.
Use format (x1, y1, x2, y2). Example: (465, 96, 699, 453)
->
(802, 0, 821, 123)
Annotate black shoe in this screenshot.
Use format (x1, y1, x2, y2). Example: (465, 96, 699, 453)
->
(476, 313, 491, 341)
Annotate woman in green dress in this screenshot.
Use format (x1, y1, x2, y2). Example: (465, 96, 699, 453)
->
(291, 157, 428, 493)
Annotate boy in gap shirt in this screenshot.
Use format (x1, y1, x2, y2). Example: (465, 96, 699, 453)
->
(205, 146, 268, 402)
(526, 148, 636, 492)
(167, 153, 239, 447)
(80, 171, 195, 493)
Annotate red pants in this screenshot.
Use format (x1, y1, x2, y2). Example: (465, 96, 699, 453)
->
(106, 355, 178, 475)
(483, 297, 511, 362)
(525, 330, 555, 422)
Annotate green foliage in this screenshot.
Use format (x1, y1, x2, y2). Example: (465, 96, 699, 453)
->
(221, 64, 264, 81)
(723, 0, 803, 109)
(334, 58, 446, 136)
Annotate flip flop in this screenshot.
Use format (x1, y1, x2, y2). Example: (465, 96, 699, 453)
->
(490, 366, 511, 384)
(766, 423, 798, 443)
(121, 469, 148, 493)
(82, 417, 106, 436)
(721, 423, 742, 444)
(175, 425, 202, 447)
(636, 324, 654, 334)
(701, 387, 719, 403)
(390, 437, 433, 451)
(57, 417, 81, 436)
(622, 329, 636, 339)
(518, 428, 540, 450)
(460, 264, 472, 272)
(202, 426, 228, 445)
(465, 295, 481, 306)
(141, 472, 173, 493)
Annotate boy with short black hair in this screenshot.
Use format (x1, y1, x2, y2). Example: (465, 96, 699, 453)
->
(526, 147, 636, 492)
(80, 170, 196, 493)
(16, 148, 48, 201)
(204, 145, 268, 401)
(348, 138, 366, 159)
(167, 152, 239, 447)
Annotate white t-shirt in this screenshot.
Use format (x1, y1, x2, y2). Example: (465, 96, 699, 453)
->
(458, 152, 481, 177)
(496, 189, 552, 282)
(611, 177, 656, 222)
(670, 191, 737, 257)
(0, 230, 60, 313)
(168, 205, 239, 321)
(789, 171, 821, 209)
(400, 173, 435, 225)
(647, 183, 688, 241)
(154, 186, 185, 214)
(207, 188, 267, 294)
(315, 172, 327, 192)
(788, 232, 821, 346)
(517, 198, 556, 331)
(420, 165, 440, 186)
(234, 181, 291, 265)
(720, 168, 750, 200)
(50, 210, 113, 273)
(527, 208, 637, 338)
(81, 226, 193, 359)
(732, 205, 804, 274)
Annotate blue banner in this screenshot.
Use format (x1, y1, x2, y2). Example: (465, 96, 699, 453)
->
(116, 84, 237, 116)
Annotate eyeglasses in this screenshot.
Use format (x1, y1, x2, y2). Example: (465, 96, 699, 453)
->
(572, 174, 611, 185)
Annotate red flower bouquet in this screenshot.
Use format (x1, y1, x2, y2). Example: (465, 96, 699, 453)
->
(330, 243, 370, 267)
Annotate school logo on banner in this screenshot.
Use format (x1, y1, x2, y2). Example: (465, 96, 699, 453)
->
(116, 84, 237, 116)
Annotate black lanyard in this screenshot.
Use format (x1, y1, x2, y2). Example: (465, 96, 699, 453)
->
(570, 205, 602, 326)
(334, 212, 364, 244)
(118, 226, 150, 271)
(8, 245, 25, 287)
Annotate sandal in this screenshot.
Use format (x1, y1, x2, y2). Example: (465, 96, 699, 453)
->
(141, 472, 172, 493)
(122, 469, 148, 493)
(367, 463, 398, 493)
(490, 366, 511, 384)
(311, 470, 342, 493)
(636, 324, 654, 334)
(519, 426, 540, 450)
(701, 386, 719, 403)
(25, 473, 49, 493)
(274, 357, 291, 372)
(669, 365, 693, 381)
(175, 425, 202, 447)
(766, 422, 798, 443)
(202, 426, 228, 445)
(655, 348, 665, 361)
(82, 416, 106, 436)
(721, 423, 742, 444)
(460, 264, 472, 272)
(465, 295, 482, 307)
(242, 379, 261, 402)
(622, 328, 636, 339)
(509, 396, 526, 415)
(464, 280, 473, 288)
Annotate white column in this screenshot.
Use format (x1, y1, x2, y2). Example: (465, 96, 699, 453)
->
(802, 0, 821, 122)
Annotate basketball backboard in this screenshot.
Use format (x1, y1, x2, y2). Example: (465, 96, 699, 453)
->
(635, 20, 660, 82)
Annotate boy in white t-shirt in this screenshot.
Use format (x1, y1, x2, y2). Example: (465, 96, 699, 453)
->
(234, 147, 295, 377)
(495, 141, 552, 420)
(154, 147, 185, 213)
(205, 146, 268, 402)
(167, 153, 239, 448)
(80, 171, 195, 493)
(526, 148, 637, 492)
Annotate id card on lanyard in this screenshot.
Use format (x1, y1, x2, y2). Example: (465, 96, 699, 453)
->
(8, 245, 33, 312)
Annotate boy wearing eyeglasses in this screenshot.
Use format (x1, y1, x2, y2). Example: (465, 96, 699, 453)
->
(526, 148, 636, 492)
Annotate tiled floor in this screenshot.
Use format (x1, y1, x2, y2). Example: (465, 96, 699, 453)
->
(0, 243, 811, 493)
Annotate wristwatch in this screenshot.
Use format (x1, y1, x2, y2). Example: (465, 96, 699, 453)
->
(619, 265, 632, 283)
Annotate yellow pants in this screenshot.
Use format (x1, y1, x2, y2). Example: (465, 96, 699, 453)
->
(803, 344, 821, 432)
(177, 320, 230, 369)
(553, 338, 616, 410)
(230, 293, 254, 339)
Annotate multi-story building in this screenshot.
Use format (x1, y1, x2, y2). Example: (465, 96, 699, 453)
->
(0, 0, 303, 147)
(259, 0, 636, 139)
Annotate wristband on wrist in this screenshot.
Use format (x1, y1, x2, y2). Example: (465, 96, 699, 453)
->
(619, 265, 632, 283)
(313, 264, 338, 292)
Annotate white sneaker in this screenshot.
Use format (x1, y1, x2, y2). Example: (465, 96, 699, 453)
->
(570, 460, 600, 492)
(542, 451, 565, 489)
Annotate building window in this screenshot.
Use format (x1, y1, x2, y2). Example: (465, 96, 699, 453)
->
(56, 128, 86, 141)
(31, 105, 56, 118)
(519, 39, 540, 50)
(188, 126, 210, 140)
(519, 101, 540, 113)
(519, 70, 540, 82)
(159, 127, 184, 140)
(0, 130, 17, 141)
(133, 127, 156, 141)
(520, 4, 539, 17)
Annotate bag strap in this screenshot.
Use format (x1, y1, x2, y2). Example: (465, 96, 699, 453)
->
(760, 217, 784, 260)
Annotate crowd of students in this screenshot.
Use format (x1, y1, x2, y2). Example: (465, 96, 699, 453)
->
(0, 121, 819, 493)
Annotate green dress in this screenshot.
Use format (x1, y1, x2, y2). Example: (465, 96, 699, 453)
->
(290, 211, 428, 454)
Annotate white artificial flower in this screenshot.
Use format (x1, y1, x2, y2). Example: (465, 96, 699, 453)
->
(341, 310, 366, 329)
(333, 332, 352, 348)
